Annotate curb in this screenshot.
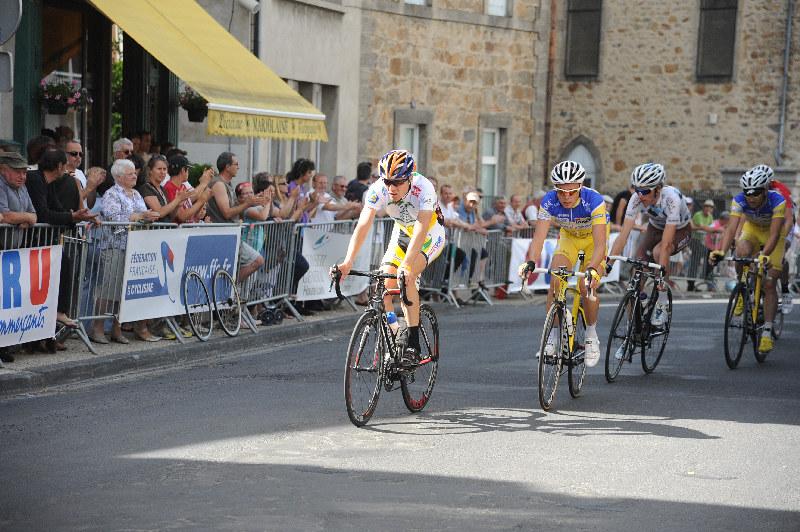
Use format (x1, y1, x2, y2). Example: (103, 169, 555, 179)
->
(0, 313, 362, 398)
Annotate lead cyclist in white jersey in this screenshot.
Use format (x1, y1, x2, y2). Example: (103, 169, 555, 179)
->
(334, 149, 445, 367)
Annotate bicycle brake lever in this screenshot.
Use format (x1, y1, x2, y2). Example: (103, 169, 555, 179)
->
(399, 271, 413, 307)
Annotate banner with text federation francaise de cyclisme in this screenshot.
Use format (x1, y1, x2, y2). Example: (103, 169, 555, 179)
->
(295, 226, 373, 301)
(0, 245, 62, 347)
(118, 226, 240, 322)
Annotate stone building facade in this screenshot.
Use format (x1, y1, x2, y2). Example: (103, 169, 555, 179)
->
(357, 0, 541, 197)
(543, 0, 799, 195)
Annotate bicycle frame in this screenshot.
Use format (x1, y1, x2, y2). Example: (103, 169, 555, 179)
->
(549, 270, 583, 353)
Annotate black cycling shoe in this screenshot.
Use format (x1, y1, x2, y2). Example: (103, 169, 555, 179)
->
(400, 346, 422, 368)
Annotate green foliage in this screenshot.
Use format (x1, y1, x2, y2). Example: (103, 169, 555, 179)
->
(188, 163, 212, 188)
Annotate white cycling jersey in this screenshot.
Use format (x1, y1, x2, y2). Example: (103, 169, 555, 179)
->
(365, 172, 440, 235)
(625, 185, 691, 230)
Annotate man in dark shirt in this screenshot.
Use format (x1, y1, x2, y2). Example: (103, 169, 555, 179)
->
(345, 161, 371, 202)
(26, 148, 97, 330)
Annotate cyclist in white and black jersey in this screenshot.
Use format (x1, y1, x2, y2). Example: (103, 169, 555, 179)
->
(334, 150, 445, 367)
(609, 163, 692, 288)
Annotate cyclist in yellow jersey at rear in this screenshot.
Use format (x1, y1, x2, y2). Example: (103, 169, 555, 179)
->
(518, 161, 608, 367)
(711, 166, 786, 354)
(334, 149, 445, 368)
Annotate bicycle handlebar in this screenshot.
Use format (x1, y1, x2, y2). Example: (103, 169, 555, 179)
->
(607, 255, 663, 272)
(531, 267, 596, 301)
(329, 266, 411, 305)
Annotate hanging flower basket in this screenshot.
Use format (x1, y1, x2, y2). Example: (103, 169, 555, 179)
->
(45, 101, 69, 115)
(179, 85, 208, 123)
(39, 77, 92, 114)
(186, 107, 208, 122)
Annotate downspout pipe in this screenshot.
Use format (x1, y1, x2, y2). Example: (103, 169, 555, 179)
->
(775, 0, 795, 166)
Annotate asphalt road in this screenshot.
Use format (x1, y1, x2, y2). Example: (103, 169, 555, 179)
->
(2, 298, 799, 531)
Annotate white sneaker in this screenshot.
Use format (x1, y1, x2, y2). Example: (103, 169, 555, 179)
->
(782, 293, 793, 314)
(651, 303, 667, 327)
(584, 334, 600, 367)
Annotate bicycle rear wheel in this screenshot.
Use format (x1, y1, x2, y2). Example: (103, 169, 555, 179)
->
(772, 279, 784, 340)
(212, 269, 242, 337)
(401, 304, 439, 412)
(568, 308, 587, 398)
(344, 310, 384, 427)
(182, 271, 213, 341)
(538, 304, 564, 411)
(605, 292, 637, 383)
(642, 286, 672, 373)
(723, 283, 748, 369)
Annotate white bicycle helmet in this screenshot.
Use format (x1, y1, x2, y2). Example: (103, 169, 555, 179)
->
(630, 163, 666, 189)
(550, 160, 586, 185)
(740, 165, 771, 190)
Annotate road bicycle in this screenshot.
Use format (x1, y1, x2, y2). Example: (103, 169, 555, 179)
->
(526, 251, 593, 411)
(723, 255, 778, 368)
(604, 255, 672, 383)
(331, 266, 440, 427)
(182, 268, 242, 341)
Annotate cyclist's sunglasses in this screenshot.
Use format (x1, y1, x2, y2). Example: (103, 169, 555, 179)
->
(554, 186, 581, 196)
(634, 188, 653, 196)
(384, 177, 410, 187)
(744, 188, 764, 197)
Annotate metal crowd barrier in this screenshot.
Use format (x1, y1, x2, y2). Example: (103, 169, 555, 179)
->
(291, 219, 359, 314)
(237, 219, 298, 324)
(484, 230, 510, 290)
(76, 222, 180, 350)
(670, 230, 716, 292)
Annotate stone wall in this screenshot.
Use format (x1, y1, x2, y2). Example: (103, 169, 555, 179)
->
(358, 0, 540, 197)
(547, 0, 799, 195)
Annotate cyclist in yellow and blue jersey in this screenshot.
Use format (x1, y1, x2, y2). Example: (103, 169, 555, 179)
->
(518, 161, 608, 366)
(334, 149, 445, 367)
(711, 166, 786, 354)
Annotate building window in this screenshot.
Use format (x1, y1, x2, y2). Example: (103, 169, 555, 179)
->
(394, 109, 432, 173)
(404, 0, 428, 5)
(564, 0, 602, 79)
(696, 0, 737, 81)
(564, 143, 599, 190)
(486, 0, 508, 17)
(480, 128, 500, 196)
(398, 124, 420, 158)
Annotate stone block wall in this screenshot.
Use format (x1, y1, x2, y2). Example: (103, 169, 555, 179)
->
(358, 0, 540, 197)
(547, 0, 799, 194)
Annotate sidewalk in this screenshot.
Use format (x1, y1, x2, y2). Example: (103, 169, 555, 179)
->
(0, 288, 726, 399)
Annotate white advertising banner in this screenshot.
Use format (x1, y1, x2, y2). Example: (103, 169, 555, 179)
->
(0, 245, 62, 347)
(507, 232, 621, 293)
(119, 226, 241, 322)
(295, 227, 372, 301)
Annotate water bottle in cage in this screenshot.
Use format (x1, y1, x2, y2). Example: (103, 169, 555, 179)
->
(564, 308, 574, 337)
(386, 311, 400, 336)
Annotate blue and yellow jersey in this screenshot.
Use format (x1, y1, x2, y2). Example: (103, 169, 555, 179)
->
(730, 190, 785, 228)
(537, 187, 607, 238)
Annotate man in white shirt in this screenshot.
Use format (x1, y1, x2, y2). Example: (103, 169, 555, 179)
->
(505, 194, 528, 230)
(524, 189, 546, 225)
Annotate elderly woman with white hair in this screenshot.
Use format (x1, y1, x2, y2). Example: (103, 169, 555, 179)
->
(89, 159, 160, 345)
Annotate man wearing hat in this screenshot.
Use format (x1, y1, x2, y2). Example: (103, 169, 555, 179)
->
(0, 151, 37, 231)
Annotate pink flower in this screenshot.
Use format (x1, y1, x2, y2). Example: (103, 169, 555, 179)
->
(74, 92, 80, 98)
(67, 98, 76, 105)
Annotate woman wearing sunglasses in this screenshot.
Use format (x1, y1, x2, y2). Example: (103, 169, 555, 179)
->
(710, 166, 786, 355)
(518, 160, 608, 367)
(609, 163, 692, 297)
(334, 149, 445, 368)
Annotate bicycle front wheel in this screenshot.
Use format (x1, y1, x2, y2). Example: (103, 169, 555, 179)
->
(605, 292, 637, 383)
(568, 308, 587, 398)
(344, 310, 384, 427)
(182, 271, 213, 341)
(642, 286, 672, 373)
(723, 283, 748, 369)
(401, 304, 439, 413)
(538, 304, 564, 411)
(212, 269, 242, 337)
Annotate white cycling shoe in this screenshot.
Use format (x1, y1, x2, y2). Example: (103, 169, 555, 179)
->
(584, 333, 600, 367)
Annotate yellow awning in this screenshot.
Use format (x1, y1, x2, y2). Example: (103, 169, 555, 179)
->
(89, 0, 327, 141)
